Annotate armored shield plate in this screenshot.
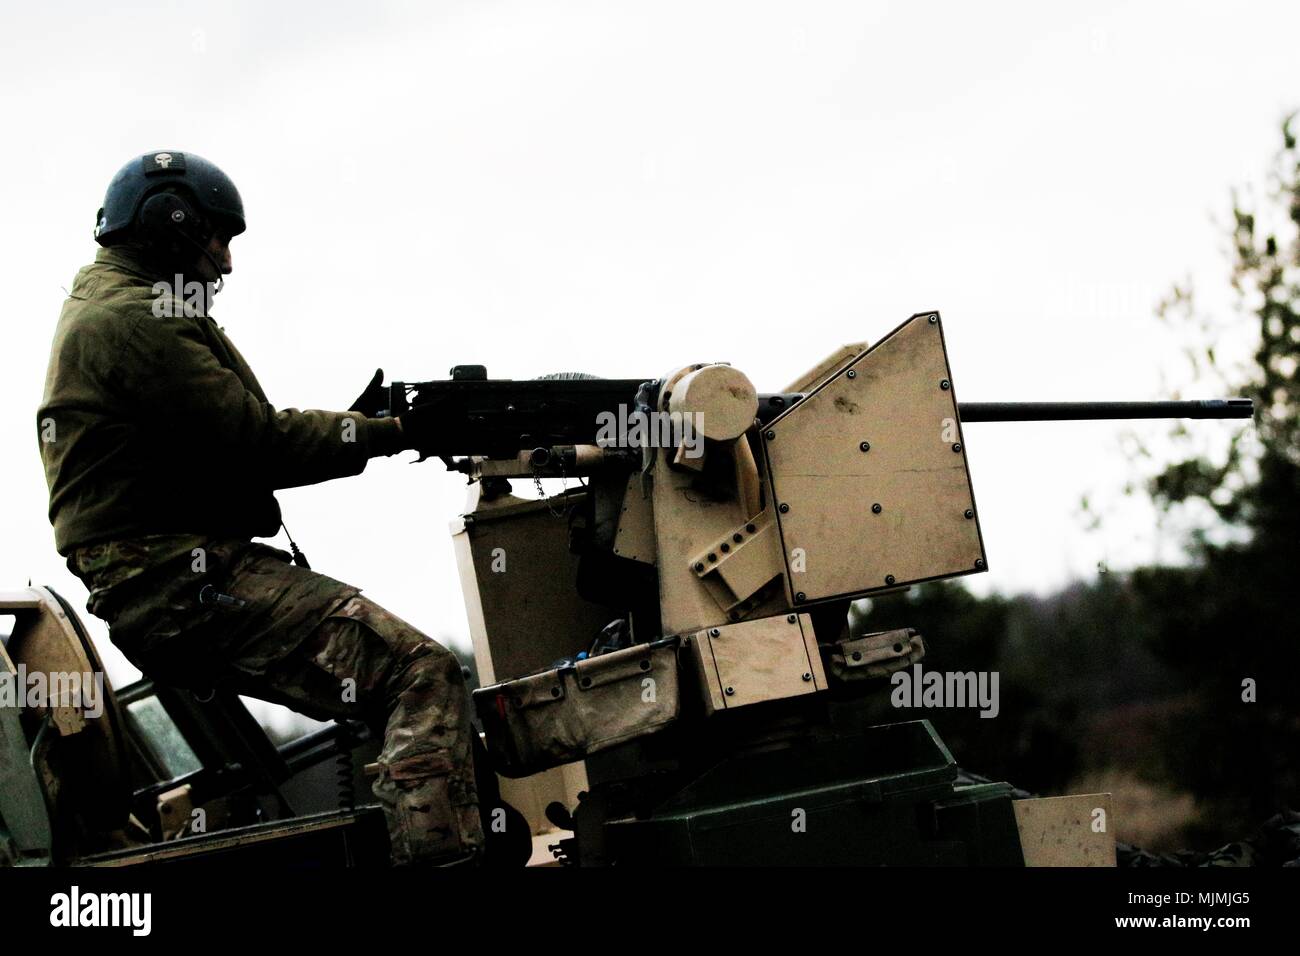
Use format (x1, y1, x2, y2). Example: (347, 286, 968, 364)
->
(762, 312, 986, 603)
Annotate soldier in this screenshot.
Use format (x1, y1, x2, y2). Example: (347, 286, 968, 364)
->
(37, 151, 484, 866)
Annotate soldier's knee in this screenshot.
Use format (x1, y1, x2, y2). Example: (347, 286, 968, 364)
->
(393, 637, 467, 698)
(344, 597, 464, 687)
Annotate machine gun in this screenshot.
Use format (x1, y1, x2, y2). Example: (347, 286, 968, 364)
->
(394, 311, 1252, 866)
(387, 367, 1250, 463)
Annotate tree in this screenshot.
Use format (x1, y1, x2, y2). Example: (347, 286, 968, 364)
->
(1131, 115, 1300, 830)
(1147, 113, 1300, 545)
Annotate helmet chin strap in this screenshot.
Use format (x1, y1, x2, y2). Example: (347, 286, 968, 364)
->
(178, 232, 225, 295)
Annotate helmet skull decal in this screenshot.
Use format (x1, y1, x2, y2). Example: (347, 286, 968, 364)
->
(140, 151, 187, 177)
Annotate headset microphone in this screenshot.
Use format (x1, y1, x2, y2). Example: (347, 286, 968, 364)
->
(137, 189, 227, 294)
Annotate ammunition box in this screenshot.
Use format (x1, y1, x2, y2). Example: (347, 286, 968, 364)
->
(473, 638, 680, 778)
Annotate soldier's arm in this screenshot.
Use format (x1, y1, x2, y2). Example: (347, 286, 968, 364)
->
(123, 312, 408, 489)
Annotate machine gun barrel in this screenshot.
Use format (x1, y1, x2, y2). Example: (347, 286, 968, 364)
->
(956, 399, 1253, 422)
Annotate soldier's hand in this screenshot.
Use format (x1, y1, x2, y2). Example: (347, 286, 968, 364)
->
(396, 404, 439, 453)
(349, 368, 388, 417)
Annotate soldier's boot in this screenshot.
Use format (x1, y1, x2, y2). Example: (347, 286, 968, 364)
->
(372, 749, 483, 866)
(352, 605, 485, 866)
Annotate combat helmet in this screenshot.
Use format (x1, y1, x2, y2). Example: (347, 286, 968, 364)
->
(94, 151, 246, 257)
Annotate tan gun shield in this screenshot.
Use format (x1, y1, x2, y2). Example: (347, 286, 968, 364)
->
(762, 313, 986, 603)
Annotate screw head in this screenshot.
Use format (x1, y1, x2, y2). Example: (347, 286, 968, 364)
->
(964, 509, 974, 519)
(885, 574, 896, 586)
(694, 562, 705, 572)
(872, 503, 882, 514)
(802, 673, 812, 682)
(709, 627, 720, 637)
(580, 677, 592, 689)
(639, 659, 650, 671)
(720, 543, 730, 553)
(859, 441, 871, 452)
(952, 443, 962, 453)
(851, 651, 862, 661)
(778, 503, 790, 514)
(765, 429, 776, 440)
(746, 523, 757, 534)
(733, 533, 743, 543)
(846, 369, 857, 379)
(795, 591, 807, 603)
(725, 686, 735, 696)
(707, 552, 717, 563)
(787, 614, 797, 623)
(928, 314, 938, 324)
(551, 687, 561, 698)
(940, 379, 951, 390)
(975, 558, 986, 569)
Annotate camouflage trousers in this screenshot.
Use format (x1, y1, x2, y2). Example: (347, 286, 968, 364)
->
(223, 594, 485, 866)
(75, 537, 484, 865)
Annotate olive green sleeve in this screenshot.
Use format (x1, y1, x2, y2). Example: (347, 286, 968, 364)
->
(123, 311, 409, 489)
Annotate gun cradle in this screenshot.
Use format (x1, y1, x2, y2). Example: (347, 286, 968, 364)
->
(431, 308, 1256, 864)
(459, 312, 980, 779)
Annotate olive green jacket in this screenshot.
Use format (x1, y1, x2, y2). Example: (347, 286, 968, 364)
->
(38, 247, 406, 556)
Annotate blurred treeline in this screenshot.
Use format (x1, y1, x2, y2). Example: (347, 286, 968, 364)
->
(851, 116, 1300, 852)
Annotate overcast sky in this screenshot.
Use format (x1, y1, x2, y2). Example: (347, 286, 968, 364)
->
(2, 1, 1294, 720)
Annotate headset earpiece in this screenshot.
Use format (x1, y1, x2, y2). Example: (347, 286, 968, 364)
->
(137, 190, 205, 245)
